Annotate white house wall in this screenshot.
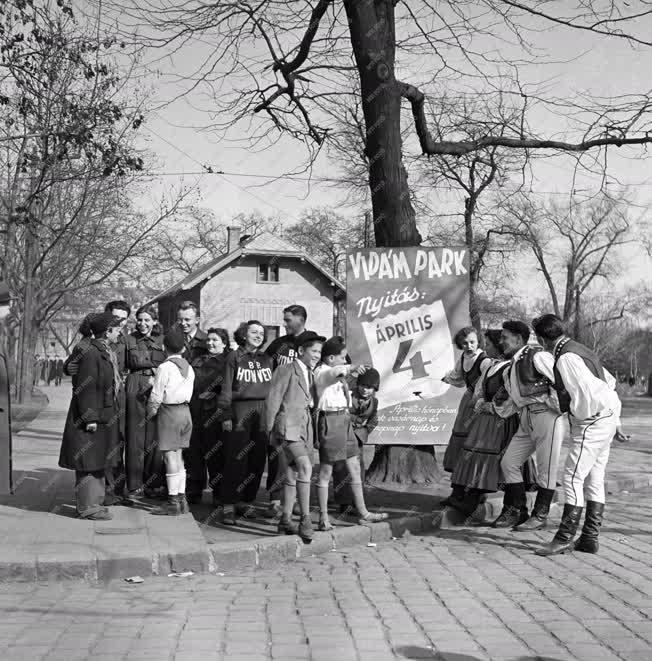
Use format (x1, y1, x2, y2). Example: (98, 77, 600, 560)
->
(200, 256, 338, 338)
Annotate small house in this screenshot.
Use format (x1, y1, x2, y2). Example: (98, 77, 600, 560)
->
(146, 227, 346, 344)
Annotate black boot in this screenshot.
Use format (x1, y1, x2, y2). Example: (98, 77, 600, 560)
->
(574, 501, 604, 554)
(492, 483, 528, 528)
(178, 494, 190, 515)
(514, 488, 556, 531)
(536, 504, 583, 556)
(450, 490, 482, 518)
(151, 495, 182, 516)
(441, 484, 465, 508)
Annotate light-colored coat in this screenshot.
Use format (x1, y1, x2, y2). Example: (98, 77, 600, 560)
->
(265, 361, 313, 442)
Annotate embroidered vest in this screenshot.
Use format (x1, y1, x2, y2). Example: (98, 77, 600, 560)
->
(552, 338, 605, 414)
(463, 351, 487, 389)
(515, 345, 550, 397)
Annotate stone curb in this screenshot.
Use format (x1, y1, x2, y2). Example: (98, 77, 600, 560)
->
(0, 473, 648, 583)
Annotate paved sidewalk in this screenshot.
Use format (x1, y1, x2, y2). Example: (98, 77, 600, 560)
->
(0, 487, 651, 660)
(1, 384, 651, 581)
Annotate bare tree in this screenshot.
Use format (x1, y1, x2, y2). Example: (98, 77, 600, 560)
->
(104, 0, 652, 482)
(284, 207, 369, 280)
(0, 3, 191, 402)
(502, 190, 642, 325)
(142, 210, 283, 287)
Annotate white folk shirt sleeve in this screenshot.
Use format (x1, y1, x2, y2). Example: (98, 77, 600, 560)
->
(442, 355, 465, 387)
(556, 353, 621, 422)
(532, 350, 555, 382)
(314, 364, 351, 410)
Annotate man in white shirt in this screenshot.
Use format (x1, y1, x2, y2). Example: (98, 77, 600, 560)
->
(533, 314, 626, 556)
(494, 320, 568, 530)
(147, 330, 195, 516)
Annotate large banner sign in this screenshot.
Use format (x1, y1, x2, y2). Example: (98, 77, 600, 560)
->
(346, 247, 470, 445)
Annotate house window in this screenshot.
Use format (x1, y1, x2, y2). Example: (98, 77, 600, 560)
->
(257, 262, 279, 283)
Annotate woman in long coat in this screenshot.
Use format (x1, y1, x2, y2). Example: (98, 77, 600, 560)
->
(124, 305, 166, 499)
(188, 327, 230, 507)
(59, 313, 124, 520)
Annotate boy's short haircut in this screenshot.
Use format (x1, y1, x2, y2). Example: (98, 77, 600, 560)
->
(177, 300, 199, 316)
(321, 336, 346, 361)
(164, 329, 186, 354)
(284, 304, 307, 321)
(104, 300, 131, 316)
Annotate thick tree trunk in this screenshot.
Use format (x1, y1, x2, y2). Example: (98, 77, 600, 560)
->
(346, 0, 437, 485)
(464, 197, 482, 333)
(344, 0, 421, 247)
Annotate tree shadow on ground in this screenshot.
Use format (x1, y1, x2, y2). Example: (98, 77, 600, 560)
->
(422, 526, 541, 552)
(0, 467, 79, 517)
(395, 647, 566, 660)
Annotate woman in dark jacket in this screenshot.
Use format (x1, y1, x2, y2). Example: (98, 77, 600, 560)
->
(188, 327, 230, 507)
(124, 305, 167, 500)
(59, 313, 124, 520)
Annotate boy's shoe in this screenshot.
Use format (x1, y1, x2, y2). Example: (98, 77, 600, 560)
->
(177, 494, 190, 514)
(264, 502, 283, 519)
(222, 506, 236, 526)
(358, 511, 389, 524)
(278, 518, 299, 535)
(151, 496, 182, 516)
(318, 514, 333, 532)
(102, 494, 123, 507)
(82, 508, 113, 521)
(235, 503, 257, 518)
(298, 515, 313, 543)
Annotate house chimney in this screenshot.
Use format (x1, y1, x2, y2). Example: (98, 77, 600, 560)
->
(227, 226, 241, 253)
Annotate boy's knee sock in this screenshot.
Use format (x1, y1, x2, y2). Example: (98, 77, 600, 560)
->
(350, 482, 368, 517)
(317, 484, 330, 515)
(282, 481, 296, 520)
(178, 470, 186, 495)
(296, 479, 311, 518)
(166, 473, 180, 496)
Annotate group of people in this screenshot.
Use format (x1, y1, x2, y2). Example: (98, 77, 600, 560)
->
(33, 355, 64, 386)
(58, 301, 387, 543)
(442, 315, 625, 556)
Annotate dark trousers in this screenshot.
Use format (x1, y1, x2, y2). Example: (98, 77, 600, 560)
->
(185, 414, 224, 498)
(333, 441, 365, 505)
(75, 470, 106, 517)
(219, 400, 267, 505)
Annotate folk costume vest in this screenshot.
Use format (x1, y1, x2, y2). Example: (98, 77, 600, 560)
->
(463, 351, 487, 389)
(552, 338, 606, 414)
(483, 362, 510, 404)
(515, 345, 550, 397)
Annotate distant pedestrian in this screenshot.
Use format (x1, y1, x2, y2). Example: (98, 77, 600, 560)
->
(54, 358, 64, 386)
(147, 330, 195, 516)
(533, 315, 626, 556)
(58, 313, 124, 521)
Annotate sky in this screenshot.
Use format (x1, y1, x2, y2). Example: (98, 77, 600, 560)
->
(96, 1, 652, 310)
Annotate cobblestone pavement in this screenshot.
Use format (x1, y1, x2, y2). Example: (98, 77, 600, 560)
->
(1, 490, 652, 661)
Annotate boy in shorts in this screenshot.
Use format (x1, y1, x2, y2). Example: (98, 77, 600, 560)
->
(147, 330, 195, 516)
(314, 337, 388, 531)
(265, 331, 325, 543)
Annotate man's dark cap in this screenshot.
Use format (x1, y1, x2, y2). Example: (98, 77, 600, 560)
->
(295, 330, 326, 349)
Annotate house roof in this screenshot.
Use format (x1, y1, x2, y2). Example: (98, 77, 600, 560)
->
(144, 232, 346, 305)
